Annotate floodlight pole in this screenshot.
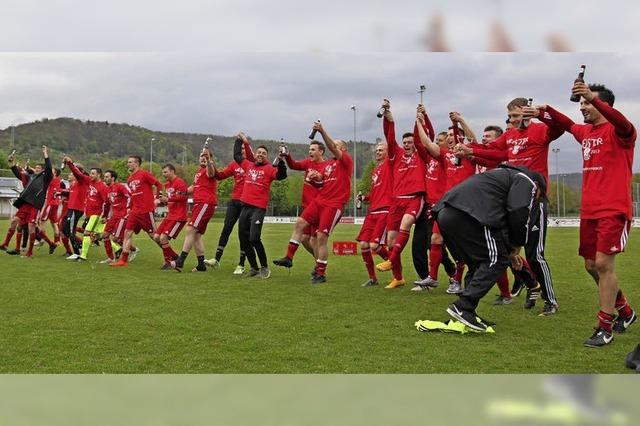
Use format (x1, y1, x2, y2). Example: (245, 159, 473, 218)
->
(351, 105, 357, 219)
(552, 148, 560, 217)
(150, 137, 155, 171)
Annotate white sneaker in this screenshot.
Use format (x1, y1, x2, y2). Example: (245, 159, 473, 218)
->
(413, 276, 439, 288)
(98, 258, 114, 264)
(259, 267, 271, 279)
(204, 258, 220, 269)
(410, 285, 431, 292)
(233, 265, 245, 275)
(66, 253, 79, 260)
(446, 279, 463, 295)
(129, 248, 140, 262)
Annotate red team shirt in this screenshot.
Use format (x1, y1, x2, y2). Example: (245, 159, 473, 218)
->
(66, 162, 88, 212)
(107, 183, 131, 219)
(84, 181, 108, 216)
(165, 176, 189, 221)
(317, 152, 353, 208)
(439, 146, 475, 191)
(424, 156, 446, 205)
(384, 117, 428, 197)
(191, 167, 218, 205)
(366, 161, 393, 211)
(215, 161, 247, 201)
(45, 177, 62, 207)
(128, 169, 160, 214)
(238, 160, 279, 209)
(285, 156, 325, 209)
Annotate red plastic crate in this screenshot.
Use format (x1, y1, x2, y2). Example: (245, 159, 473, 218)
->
(333, 241, 358, 255)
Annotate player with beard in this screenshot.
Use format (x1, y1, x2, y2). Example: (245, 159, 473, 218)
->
(356, 141, 392, 287)
(274, 121, 352, 284)
(172, 149, 218, 272)
(530, 82, 636, 346)
(98, 170, 129, 264)
(110, 155, 162, 267)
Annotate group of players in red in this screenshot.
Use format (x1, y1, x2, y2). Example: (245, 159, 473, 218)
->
(1, 78, 636, 347)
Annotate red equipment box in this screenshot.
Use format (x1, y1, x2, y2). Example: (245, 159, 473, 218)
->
(333, 241, 358, 255)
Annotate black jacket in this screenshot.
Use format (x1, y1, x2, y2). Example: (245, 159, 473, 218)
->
(12, 157, 53, 210)
(433, 164, 542, 247)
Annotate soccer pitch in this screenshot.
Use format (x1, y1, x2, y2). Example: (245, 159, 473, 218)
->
(0, 219, 638, 373)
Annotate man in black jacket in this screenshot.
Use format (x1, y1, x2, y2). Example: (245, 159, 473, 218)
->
(432, 164, 545, 331)
(4, 145, 53, 257)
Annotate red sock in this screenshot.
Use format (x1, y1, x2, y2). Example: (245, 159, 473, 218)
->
(61, 236, 72, 253)
(26, 232, 36, 256)
(429, 243, 442, 279)
(15, 231, 23, 251)
(39, 230, 54, 245)
(54, 232, 60, 243)
(2, 227, 15, 247)
(374, 245, 389, 260)
(454, 262, 465, 282)
(597, 310, 615, 333)
(390, 230, 410, 280)
(497, 272, 511, 298)
(361, 248, 376, 280)
(120, 252, 130, 263)
(315, 259, 327, 276)
(162, 244, 177, 262)
(104, 237, 114, 260)
(286, 239, 300, 259)
(615, 290, 633, 318)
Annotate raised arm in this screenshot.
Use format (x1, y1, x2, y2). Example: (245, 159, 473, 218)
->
(313, 121, 342, 160)
(285, 153, 306, 171)
(64, 157, 90, 184)
(573, 82, 635, 139)
(42, 145, 53, 185)
(415, 115, 441, 158)
(450, 112, 478, 143)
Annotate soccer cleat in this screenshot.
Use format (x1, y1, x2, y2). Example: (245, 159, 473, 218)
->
(493, 296, 514, 305)
(191, 265, 207, 272)
(613, 310, 637, 333)
(259, 267, 271, 279)
(584, 328, 613, 348)
(5, 249, 19, 255)
(539, 302, 558, 316)
(311, 274, 327, 284)
(310, 267, 318, 278)
(233, 265, 245, 275)
(376, 260, 392, 272)
(204, 258, 220, 269)
(446, 304, 488, 332)
(510, 279, 525, 297)
(248, 267, 260, 277)
(109, 260, 129, 267)
(66, 253, 79, 260)
(273, 256, 293, 268)
(524, 284, 541, 309)
(410, 284, 431, 292)
(445, 279, 462, 295)
(160, 263, 172, 270)
(361, 278, 379, 288)
(0, 245, 6, 251)
(414, 276, 439, 288)
(385, 278, 406, 289)
(128, 248, 140, 262)
(99, 258, 115, 264)
(48, 243, 57, 255)
(169, 260, 182, 272)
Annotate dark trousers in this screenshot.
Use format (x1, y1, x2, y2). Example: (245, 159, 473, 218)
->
(62, 209, 83, 255)
(524, 201, 557, 305)
(437, 206, 510, 312)
(216, 199, 244, 256)
(238, 204, 267, 269)
(411, 213, 432, 279)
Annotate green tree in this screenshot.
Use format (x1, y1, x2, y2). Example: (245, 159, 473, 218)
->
(357, 160, 376, 195)
(270, 179, 292, 215)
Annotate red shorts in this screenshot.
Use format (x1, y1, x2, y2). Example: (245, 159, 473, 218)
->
(301, 200, 342, 236)
(15, 204, 39, 225)
(40, 204, 59, 223)
(356, 210, 388, 244)
(156, 218, 186, 239)
(579, 215, 631, 260)
(188, 203, 216, 234)
(125, 212, 156, 235)
(105, 216, 127, 241)
(386, 196, 425, 232)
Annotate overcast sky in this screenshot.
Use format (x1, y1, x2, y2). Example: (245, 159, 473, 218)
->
(1, 52, 638, 173)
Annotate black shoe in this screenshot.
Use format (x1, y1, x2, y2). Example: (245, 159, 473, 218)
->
(6, 249, 19, 255)
(191, 265, 207, 272)
(174, 256, 185, 269)
(310, 267, 318, 278)
(475, 313, 496, 327)
(625, 344, 640, 370)
(361, 278, 378, 288)
(524, 284, 541, 309)
(539, 301, 558, 316)
(48, 243, 57, 255)
(248, 267, 260, 277)
(613, 310, 637, 333)
(311, 274, 327, 284)
(273, 257, 293, 268)
(584, 328, 613, 348)
(0, 245, 6, 251)
(446, 304, 488, 332)
(510, 279, 525, 297)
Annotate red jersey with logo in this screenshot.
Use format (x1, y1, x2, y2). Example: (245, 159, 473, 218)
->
(424, 156, 446, 204)
(384, 117, 427, 197)
(85, 180, 108, 216)
(66, 162, 88, 211)
(215, 161, 247, 201)
(165, 176, 189, 221)
(285, 156, 325, 209)
(317, 152, 353, 208)
(128, 169, 160, 214)
(238, 160, 279, 209)
(439, 146, 475, 191)
(45, 177, 62, 207)
(366, 161, 392, 211)
(570, 122, 636, 219)
(192, 167, 218, 205)
(107, 183, 130, 219)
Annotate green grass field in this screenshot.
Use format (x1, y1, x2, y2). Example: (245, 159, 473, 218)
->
(0, 219, 638, 373)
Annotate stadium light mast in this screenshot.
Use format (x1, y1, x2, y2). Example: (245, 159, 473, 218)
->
(150, 137, 155, 172)
(351, 105, 357, 219)
(552, 147, 560, 217)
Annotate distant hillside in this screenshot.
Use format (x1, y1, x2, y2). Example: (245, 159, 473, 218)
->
(0, 117, 376, 177)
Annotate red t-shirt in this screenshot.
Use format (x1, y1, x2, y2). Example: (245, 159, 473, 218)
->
(238, 160, 279, 209)
(192, 167, 218, 205)
(67, 162, 88, 212)
(215, 161, 247, 201)
(367, 161, 392, 211)
(424, 156, 446, 204)
(85, 181, 108, 216)
(128, 169, 160, 214)
(45, 177, 62, 207)
(285, 156, 325, 209)
(107, 182, 130, 219)
(384, 117, 427, 197)
(165, 176, 189, 221)
(570, 122, 636, 219)
(317, 152, 353, 208)
(440, 147, 475, 191)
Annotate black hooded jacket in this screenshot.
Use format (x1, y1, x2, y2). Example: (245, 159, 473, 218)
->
(12, 157, 53, 210)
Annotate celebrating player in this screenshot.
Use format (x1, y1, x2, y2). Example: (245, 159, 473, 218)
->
(154, 164, 189, 269)
(98, 170, 129, 263)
